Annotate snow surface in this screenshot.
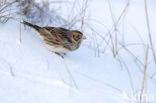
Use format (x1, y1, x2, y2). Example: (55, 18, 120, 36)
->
(0, 0, 156, 103)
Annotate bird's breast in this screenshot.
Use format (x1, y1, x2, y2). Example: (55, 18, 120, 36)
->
(44, 44, 70, 53)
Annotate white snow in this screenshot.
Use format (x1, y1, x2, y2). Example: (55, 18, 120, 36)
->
(0, 0, 156, 103)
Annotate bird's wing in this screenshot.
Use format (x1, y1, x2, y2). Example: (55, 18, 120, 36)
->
(42, 27, 73, 48)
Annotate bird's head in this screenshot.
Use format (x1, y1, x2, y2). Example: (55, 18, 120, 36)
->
(71, 30, 86, 42)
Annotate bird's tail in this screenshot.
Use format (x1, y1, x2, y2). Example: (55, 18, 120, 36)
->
(22, 21, 41, 30)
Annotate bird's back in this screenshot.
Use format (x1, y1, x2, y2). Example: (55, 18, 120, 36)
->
(38, 27, 74, 52)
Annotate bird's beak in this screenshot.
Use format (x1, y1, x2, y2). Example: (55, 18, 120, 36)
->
(82, 36, 87, 40)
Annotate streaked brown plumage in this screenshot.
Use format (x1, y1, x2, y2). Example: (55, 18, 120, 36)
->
(22, 21, 86, 58)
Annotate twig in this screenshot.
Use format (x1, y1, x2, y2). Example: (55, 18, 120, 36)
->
(117, 56, 135, 93)
(108, 0, 118, 57)
(60, 58, 78, 89)
(49, 1, 70, 4)
(75, 70, 123, 93)
(144, 0, 156, 65)
(0, 57, 15, 77)
(18, 0, 22, 43)
(140, 44, 149, 102)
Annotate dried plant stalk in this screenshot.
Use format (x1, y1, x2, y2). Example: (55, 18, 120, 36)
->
(144, 0, 156, 65)
(140, 44, 149, 102)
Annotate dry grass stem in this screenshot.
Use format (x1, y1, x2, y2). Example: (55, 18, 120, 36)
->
(144, 0, 156, 65)
(140, 44, 149, 102)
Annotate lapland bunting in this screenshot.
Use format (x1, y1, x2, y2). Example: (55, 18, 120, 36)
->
(23, 21, 86, 58)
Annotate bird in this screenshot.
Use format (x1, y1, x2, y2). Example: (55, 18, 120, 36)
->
(22, 21, 86, 58)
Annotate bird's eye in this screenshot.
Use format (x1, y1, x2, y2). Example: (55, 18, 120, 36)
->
(73, 34, 76, 39)
(73, 34, 79, 41)
(72, 31, 83, 41)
